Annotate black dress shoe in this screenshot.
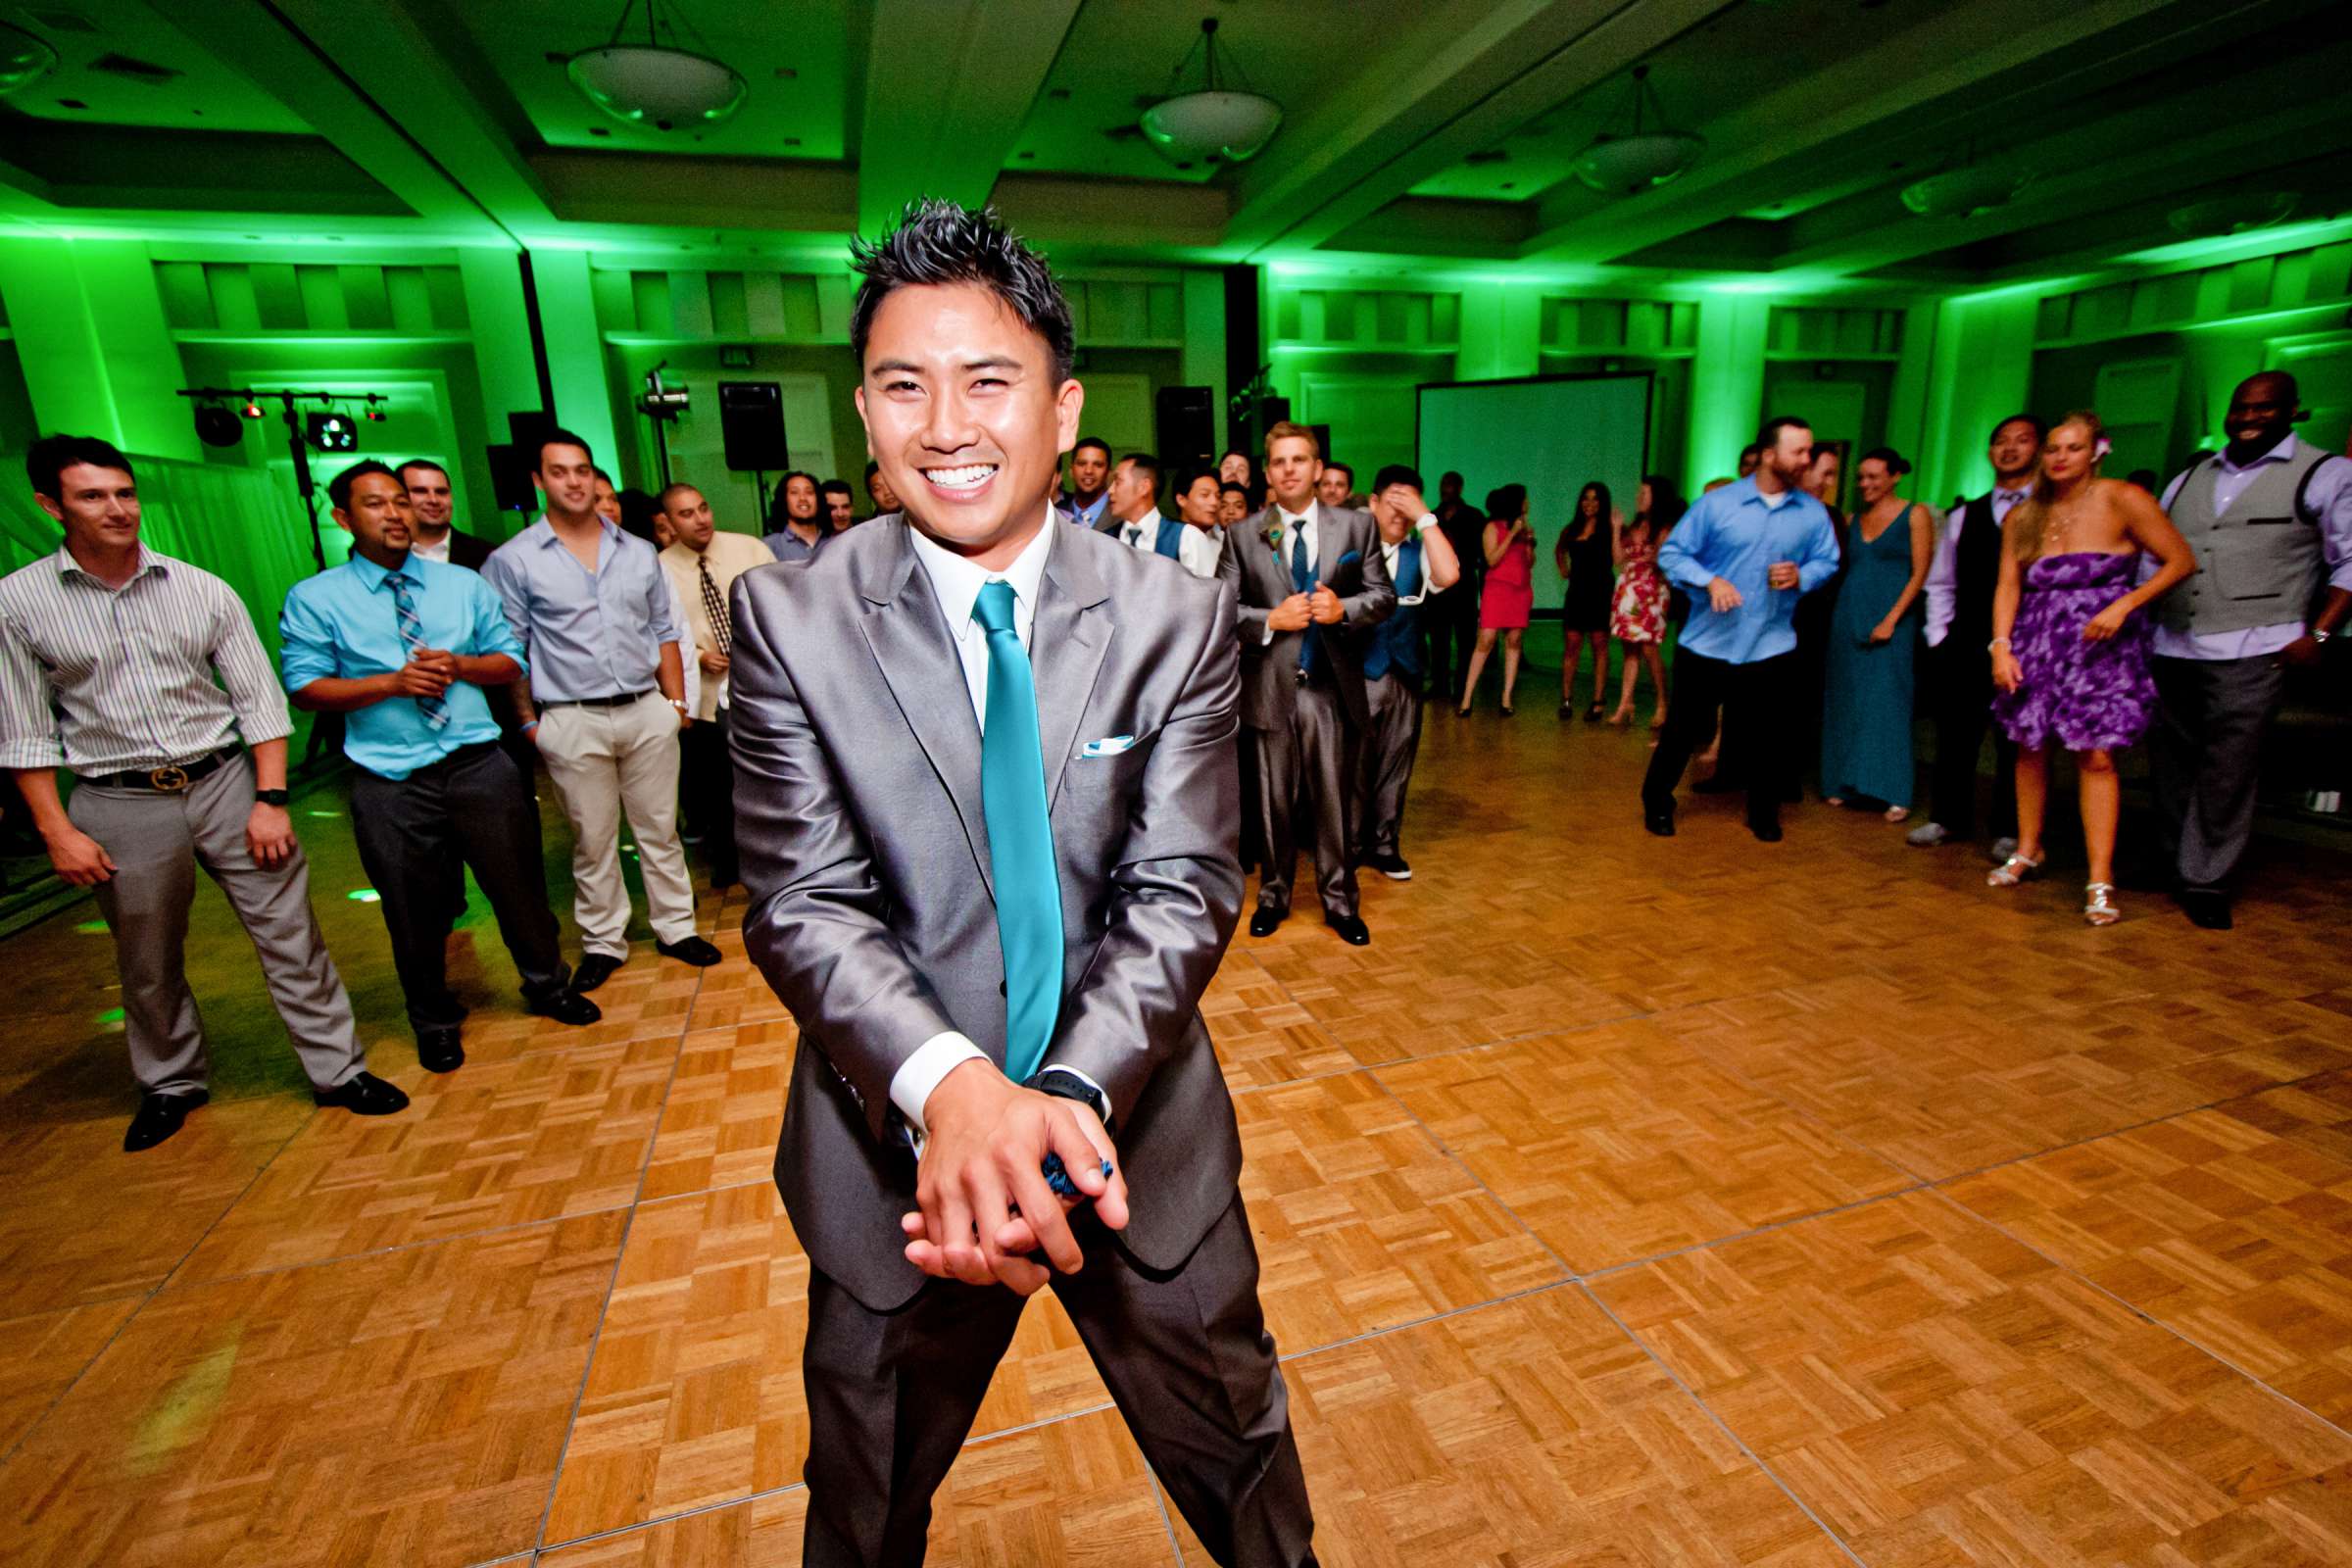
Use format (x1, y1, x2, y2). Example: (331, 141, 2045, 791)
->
(1642, 806, 1676, 838)
(416, 1026, 465, 1074)
(2179, 889, 2233, 930)
(658, 935, 723, 966)
(1364, 852, 1413, 881)
(123, 1089, 208, 1152)
(1327, 914, 1372, 946)
(570, 953, 624, 993)
(525, 988, 604, 1026)
(314, 1071, 410, 1116)
(1749, 817, 1784, 843)
(1249, 908, 1285, 939)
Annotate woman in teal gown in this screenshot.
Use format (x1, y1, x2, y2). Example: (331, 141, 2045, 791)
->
(1822, 448, 1936, 820)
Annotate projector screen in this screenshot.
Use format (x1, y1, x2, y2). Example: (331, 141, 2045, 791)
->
(1417, 373, 1653, 612)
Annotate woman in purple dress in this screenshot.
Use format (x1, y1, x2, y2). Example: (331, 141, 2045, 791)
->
(1987, 411, 2194, 925)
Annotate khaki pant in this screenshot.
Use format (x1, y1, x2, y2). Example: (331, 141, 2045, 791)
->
(534, 693, 697, 956)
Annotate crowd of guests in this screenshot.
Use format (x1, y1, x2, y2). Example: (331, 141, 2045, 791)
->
(4, 365, 2344, 1151)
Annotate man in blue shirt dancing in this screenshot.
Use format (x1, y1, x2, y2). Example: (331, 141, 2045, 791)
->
(1642, 416, 1842, 842)
(281, 461, 600, 1072)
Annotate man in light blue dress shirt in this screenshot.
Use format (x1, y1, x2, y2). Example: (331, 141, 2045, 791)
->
(282, 462, 600, 1072)
(1643, 416, 1843, 842)
(482, 430, 720, 992)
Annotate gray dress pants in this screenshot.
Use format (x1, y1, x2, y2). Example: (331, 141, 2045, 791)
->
(2151, 654, 2286, 894)
(1359, 673, 1422, 859)
(1250, 682, 1359, 920)
(67, 757, 364, 1098)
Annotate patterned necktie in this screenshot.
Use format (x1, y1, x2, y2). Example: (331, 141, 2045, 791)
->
(1291, 521, 1323, 679)
(698, 557, 732, 657)
(972, 581, 1062, 1082)
(385, 572, 449, 730)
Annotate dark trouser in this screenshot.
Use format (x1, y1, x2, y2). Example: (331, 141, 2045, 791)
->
(1423, 599, 1476, 706)
(437, 710, 544, 925)
(1359, 673, 1423, 858)
(1251, 682, 1359, 920)
(1925, 640, 2017, 840)
(2151, 654, 2285, 896)
(68, 755, 364, 1097)
(350, 741, 568, 1033)
(1642, 650, 1796, 828)
(801, 1197, 1315, 1568)
(679, 709, 739, 888)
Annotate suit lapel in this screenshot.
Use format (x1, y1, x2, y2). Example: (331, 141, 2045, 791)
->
(1036, 538, 1112, 814)
(856, 526, 993, 897)
(1315, 502, 1342, 583)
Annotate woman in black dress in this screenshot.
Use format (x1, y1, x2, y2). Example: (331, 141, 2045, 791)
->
(1554, 480, 1617, 721)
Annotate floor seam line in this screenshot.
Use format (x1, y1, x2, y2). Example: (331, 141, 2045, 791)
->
(139, 1203, 645, 1294)
(528, 946, 707, 1557)
(537, 1481, 808, 1555)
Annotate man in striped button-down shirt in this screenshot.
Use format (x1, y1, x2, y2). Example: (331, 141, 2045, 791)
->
(1, 435, 409, 1152)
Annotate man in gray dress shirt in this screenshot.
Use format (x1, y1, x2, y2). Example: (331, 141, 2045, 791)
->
(482, 430, 720, 992)
(1, 435, 409, 1151)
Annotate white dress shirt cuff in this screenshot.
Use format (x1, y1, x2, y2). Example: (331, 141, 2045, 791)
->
(889, 1031, 989, 1136)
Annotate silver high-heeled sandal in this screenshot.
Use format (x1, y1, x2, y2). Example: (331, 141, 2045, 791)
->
(2083, 882, 2120, 926)
(1986, 852, 2044, 888)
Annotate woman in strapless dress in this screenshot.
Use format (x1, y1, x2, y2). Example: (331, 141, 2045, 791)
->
(1987, 411, 2195, 925)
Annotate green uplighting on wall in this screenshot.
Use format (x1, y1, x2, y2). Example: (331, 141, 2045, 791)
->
(76, 920, 109, 935)
(96, 1007, 124, 1025)
(347, 889, 380, 904)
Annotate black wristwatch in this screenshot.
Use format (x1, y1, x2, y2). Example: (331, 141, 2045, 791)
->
(1027, 1066, 1112, 1133)
(254, 788, 290, 807)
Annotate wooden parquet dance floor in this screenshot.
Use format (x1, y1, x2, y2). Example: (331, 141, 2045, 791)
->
(5, 707, 2352, 1566)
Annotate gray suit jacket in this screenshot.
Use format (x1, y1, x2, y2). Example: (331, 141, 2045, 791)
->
(1218, 502, 1396, 730)
(730, 517, 1247, 1311)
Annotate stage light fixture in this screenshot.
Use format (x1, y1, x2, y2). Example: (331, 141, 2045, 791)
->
(193, 404, 245, 449)
(242, 400, 264, 419)
(567, 0, 746, 131)
(1141, 18, 1282, 167)
(306, 412, 358, 453)
(1571, 66, 1704, 196)
(364, 406, 386, 422)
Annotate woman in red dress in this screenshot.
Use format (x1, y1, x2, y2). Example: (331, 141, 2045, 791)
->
(1460, 483, 1535, 715)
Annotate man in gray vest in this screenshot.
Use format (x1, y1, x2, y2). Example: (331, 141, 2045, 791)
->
(2152, 370, 2352, 929)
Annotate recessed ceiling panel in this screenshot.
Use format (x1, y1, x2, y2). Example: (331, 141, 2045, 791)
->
(5, 0, 309, 132)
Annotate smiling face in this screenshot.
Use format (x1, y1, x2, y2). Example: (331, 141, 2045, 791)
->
(1265, 434, 1322, 514)
(2041, 419, 2098, 485)
(1855, 458, 1895, 506)
(2226, 373, 2296, 456)
(1988, 418, 2040, 482)
(1316, 467, 1352, 509)
(662, 485, 714, 551)
(1069, 442, 1108, 498)
(335, 469, 416, 565)
(38, 462, 142, 554)
(401, 465, 453, 530)
(1218, 486, 1248, 526)
(536, 442, 599, 521)
(855, 280, 1080, 567)
(1176, 472, 1223, 528)
(1220, 452, 1251, 487)
(1806, 448, 1841, 504)
(823, 485, 855, 530)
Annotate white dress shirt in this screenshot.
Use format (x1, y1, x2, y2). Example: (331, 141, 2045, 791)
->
(2153, 434, 2352, 661)
(1115, 508, 1159, 553)
(411, 533, 453, 564)
(1923, 485, 2030, 647)
(1381, 515, 1448, 605)
(887, 514, 1103, 1137)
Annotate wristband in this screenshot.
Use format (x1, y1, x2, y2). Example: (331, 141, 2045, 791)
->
(254, 788, 290, 808)
(521, 719, 540, 733)
(1414, 513, 1437, 534)
(1987, 637, 2011, 653)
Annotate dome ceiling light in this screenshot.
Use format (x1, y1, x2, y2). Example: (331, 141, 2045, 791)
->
(1140, 18, 1283, 167)
(0, 22, 59, 97)
(1900, 158, 2032, 220)
(1570, 65, 1704, 196)
(567, 0, 746, 133)
(2168, 190, 2300, 238)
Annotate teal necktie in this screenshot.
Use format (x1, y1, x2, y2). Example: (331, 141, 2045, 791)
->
(972, 581, 1062, 1081)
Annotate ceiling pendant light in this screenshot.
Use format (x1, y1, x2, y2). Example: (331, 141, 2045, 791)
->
(0, 22, 58, 97)
(2167, 190, 2300, 238)
(1900, 153, 2032, 220)
(567, 0, 746, 133)
(1571, 66, 1703, 197)
(1140, 18, 1283, 167)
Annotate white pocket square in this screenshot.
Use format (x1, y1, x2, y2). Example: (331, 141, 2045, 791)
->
(1079, 735, 1137, 758)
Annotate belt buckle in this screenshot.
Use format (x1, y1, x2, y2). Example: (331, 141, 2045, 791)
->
(149, 763, 190, 793)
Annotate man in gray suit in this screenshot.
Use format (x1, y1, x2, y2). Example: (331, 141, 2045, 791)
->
(730, 200, 1317, 1568)
(1219, 422, 1395, 945)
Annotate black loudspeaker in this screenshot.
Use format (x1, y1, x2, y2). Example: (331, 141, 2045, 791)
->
(485, 443, 540, 511)
(718, 381, 790, 471)
(1155, 385, 1216, 470)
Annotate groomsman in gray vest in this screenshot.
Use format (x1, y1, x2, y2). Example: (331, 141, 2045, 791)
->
(2153, 371, 2352, 929)
(1354, 465, 1461, 882)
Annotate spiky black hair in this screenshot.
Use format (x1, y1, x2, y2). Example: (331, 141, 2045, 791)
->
(849, 199, 1075, 384)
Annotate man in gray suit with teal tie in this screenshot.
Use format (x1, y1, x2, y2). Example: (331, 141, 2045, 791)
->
(729, 201, 1318, 1567)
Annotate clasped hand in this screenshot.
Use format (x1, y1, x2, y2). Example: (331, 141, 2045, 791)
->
(903, 1059, 1127, 1296)
(1267, 593, 1314, 632)
(390, 649, 456, 698)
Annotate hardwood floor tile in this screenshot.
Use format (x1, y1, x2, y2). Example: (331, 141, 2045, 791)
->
(1380, 1025, 1913, 1272)
(2220, 1068, 2352, 1165)
(1238, 1070, 1566, 1348)
(1204, 950, 1360, 1089)
(169, 1035, 676, 1285)
(0, 1212, 626, 1568)
(0, 1297, 138, 1455)
(1167, 1288, 1848, 1566)
(1947, 1107, 2352, 1428)
(540, 1407, 1172, 1567)
(641, 1021, 797, 1201)
(1591, 1191, 2352, 1566)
